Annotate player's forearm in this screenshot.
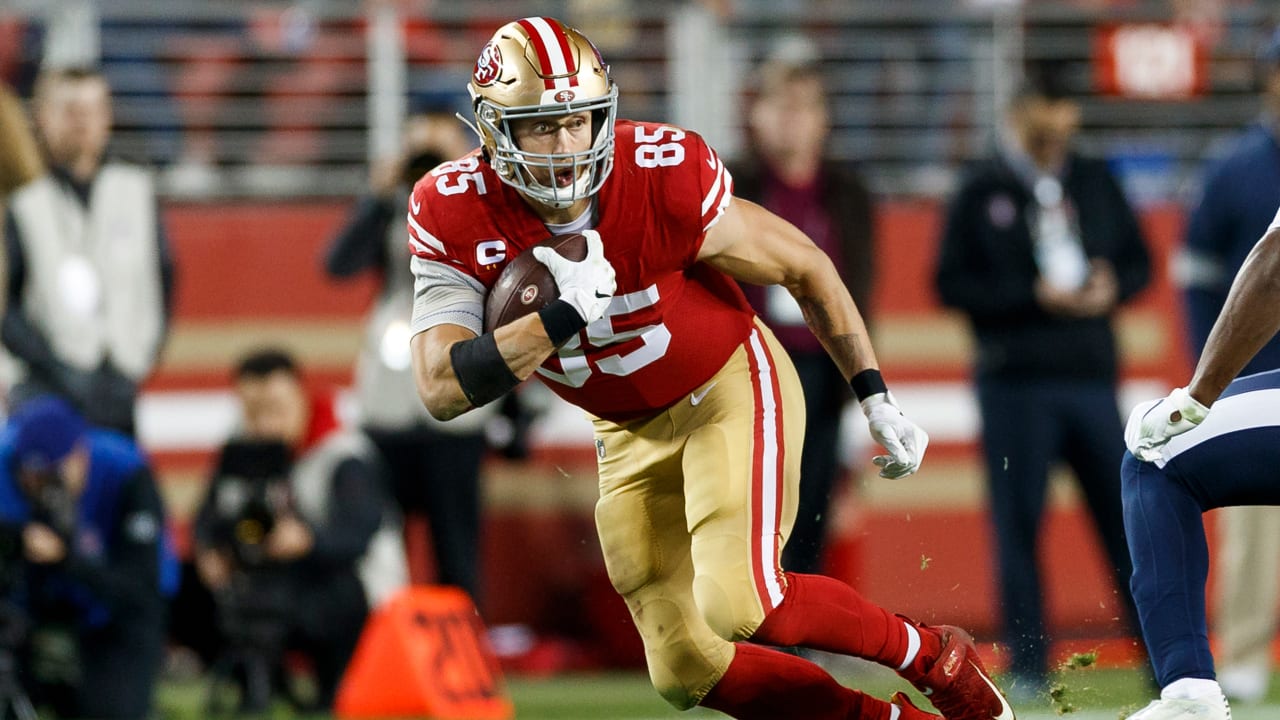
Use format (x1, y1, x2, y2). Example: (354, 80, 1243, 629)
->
(1189, 229, 1280, 405)
(412, 331, 477, 420)
(788, 259, 879, 381)
(412, 315, 557, 420)
(495, 312, 560, 379)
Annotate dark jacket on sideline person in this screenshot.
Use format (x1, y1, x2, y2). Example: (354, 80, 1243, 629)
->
(935, 152, 1151, 383)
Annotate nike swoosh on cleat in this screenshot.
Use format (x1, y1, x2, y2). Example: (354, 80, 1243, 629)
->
(972, 661, 1015, 720)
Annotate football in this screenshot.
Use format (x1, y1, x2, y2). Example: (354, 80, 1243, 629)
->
(483, 233, 589, 334)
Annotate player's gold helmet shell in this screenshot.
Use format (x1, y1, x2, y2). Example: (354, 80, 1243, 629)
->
(467, 17, 618, 209)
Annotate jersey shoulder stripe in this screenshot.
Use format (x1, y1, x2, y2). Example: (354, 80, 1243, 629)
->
(612, 118, 734, 236)
(701, 148, 733, 232)
(407, 210, 446, 257)
(407, 150, 515, 272)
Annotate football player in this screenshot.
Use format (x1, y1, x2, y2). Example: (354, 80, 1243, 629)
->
(408, 17, 1014, 720)
(1123, 210, 1280, 720)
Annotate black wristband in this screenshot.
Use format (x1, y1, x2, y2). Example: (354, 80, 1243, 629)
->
(850, 368, 888, 402)
(450, 333, 520, 407)
(538, 299, 588, 347)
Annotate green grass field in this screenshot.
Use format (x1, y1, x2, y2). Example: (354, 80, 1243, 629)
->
(154, 663, 1280, 719)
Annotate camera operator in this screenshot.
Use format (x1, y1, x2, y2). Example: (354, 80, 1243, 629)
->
(324, 98, 531, 603)
(0, 396, 177, 719)
(193, 349, 408, 710)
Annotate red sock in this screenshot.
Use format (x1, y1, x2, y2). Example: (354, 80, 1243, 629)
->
(701, 643, 892, 720)
(752, 573, 941, 673)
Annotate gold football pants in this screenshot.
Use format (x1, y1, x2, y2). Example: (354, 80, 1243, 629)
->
(592, 321, 806, 709)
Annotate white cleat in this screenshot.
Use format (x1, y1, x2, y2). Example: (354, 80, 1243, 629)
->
(1126, 695, 1231, 720)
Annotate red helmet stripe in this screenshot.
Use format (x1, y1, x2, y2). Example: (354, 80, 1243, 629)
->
(547, 20, 580, 87)
(516, 19, 556, 80)
(517, 17, 579, 90)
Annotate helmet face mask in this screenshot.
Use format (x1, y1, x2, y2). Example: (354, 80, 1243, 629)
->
(467, 17, 618, 209)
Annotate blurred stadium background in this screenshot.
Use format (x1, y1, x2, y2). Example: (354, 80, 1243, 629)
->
(4, 0, 1280, 717)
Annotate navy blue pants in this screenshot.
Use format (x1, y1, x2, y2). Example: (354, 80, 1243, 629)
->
(1122, 369, 1280, 687)
(977, 377, 1139, 682)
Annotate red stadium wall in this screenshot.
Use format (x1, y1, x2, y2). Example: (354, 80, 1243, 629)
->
(150, 199, 1204, 670)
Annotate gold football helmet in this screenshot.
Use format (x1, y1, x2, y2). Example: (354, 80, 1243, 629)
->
(466, 17, 618, 209)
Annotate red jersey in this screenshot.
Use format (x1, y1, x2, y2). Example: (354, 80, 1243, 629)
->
(408, 119, 756, 421)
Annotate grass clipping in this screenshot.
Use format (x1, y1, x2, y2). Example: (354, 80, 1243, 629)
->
(1047, 651, 1098, 715)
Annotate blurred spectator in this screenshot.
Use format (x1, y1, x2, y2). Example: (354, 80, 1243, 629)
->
(729, 57, 875, 575)
(324, 101, 498, 603)
(193, 349, 407, 711)
(2, 67, 174, 436)
(1175, 26, 1280, 706)
(933, 61, 1151, 701)
(0, 396, 178, 719)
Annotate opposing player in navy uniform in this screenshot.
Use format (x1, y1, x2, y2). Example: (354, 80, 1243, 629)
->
(1124, 206, 1280, 719)
(408, 16, 1015, 720)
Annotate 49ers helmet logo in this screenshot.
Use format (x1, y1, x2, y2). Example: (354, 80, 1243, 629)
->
(554, 89, 575, 103)
(473, 42, 503, 87)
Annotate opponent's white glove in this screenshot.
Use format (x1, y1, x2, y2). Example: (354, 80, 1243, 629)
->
(532, 229, 616, 324)
(1124, 386, 1210, 462)
(861, 392, 929, 479)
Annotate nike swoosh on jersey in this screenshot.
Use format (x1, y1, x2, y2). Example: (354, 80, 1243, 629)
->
(973, 662, 1015, 720)
(690, 382, 718, 406)
(411, 195, 422, 214)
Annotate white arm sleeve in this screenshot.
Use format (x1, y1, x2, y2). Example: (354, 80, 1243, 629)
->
(410, 256, 486, 336)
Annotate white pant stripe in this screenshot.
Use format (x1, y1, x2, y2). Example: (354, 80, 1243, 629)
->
(748, 329, 785, 609)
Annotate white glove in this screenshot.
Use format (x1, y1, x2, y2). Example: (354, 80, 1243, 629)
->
(861, 392, 929, 479)
(1124, 386, 1210, 462)
(532, 229, 617, 324)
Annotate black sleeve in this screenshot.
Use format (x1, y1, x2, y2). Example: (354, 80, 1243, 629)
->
(303, 457, 384, 569)
(324, 196, 395, 279)
(933, 181, 1039, 322)
(60, 467, 166, 614)
(1, 211, 86, 401)
(1100, 168, 1152, 303)
(192, 470, 224, 552)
